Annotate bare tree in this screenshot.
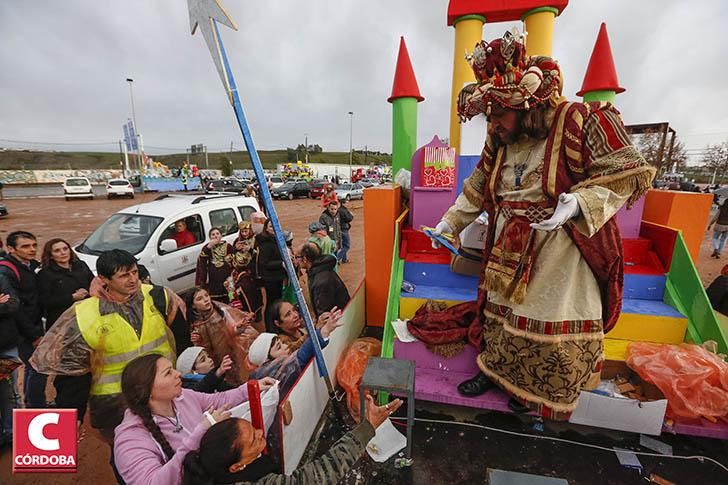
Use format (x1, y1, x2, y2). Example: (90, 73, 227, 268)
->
(701, 142, 728, 179)
(631, 130, 687, 173)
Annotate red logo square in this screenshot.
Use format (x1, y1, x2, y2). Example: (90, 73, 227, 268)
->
(13, 409, 78, 473)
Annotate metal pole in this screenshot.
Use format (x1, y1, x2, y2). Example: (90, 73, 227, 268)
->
(126, 78, 144, 193)
(205, 145, 209, 169)
(121, 140, 130, 178)
(304, 133, 308, 164)
(348, 111, 354, 179)
(212, 21, 331, 384)
(138, 133, 146, 192)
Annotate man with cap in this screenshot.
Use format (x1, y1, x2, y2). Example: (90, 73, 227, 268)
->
(431, 30, 655, 419)
(307, 222, 335, 257)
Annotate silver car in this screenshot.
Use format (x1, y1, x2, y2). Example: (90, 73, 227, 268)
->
(334, 183, 364, 201)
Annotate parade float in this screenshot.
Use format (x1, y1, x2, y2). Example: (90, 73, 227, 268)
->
(185, 0, 728, 477)
(362, 0, 728, 440)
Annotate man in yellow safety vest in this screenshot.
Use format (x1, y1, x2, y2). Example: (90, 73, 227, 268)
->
(30, 249, 188, 444)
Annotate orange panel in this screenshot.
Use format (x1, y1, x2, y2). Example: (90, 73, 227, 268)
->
(643, 190, 712, 261)
(665, 192, 712, 261)
(642, 190, 674, 226)
(363, 186, 402, 326)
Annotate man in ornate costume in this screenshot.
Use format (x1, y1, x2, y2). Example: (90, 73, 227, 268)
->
(433, 31, 655, 419)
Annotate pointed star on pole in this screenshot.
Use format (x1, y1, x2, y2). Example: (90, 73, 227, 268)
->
(187, 0, 238, 101)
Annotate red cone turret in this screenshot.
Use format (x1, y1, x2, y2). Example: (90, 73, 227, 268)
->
(388, 37, 424, 103)
(577, 23, 625, 96)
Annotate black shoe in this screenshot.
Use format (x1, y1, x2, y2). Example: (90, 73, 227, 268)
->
(507, 397, 530, 414)
(457, 373, 494, 396)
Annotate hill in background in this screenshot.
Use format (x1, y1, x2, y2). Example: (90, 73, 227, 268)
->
(0, 149, 391, 171)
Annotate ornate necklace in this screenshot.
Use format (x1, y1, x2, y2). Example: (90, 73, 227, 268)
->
(514, 149, 533, 190)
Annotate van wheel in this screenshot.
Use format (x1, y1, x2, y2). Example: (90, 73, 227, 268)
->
(288, 193, 294, 200)
(65, 197, 70, 201)
(107, 195, 112, 200)
(345, 194, 351, 202)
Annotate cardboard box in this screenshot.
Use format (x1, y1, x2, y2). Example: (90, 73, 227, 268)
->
(569, 390, 668, 436)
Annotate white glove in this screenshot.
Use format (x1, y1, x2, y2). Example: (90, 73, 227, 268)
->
(431, 220, 453, 249)
(530, 193, 580, 231)
(475, 212, 489, 225)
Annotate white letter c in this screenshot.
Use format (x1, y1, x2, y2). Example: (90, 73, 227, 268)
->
(28, 413, 60, 451)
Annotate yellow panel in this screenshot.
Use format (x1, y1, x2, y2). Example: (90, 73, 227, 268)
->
(604, 338, 631, 361)
(523, 10, 556, 57)
(607, 313, 687, 344)
(399, 297, 463, 320)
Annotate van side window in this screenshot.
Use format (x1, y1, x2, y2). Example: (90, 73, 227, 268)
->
(238, 205, 255, 222)
(158, 214, 205, 253)
(210, 208, 238, 236)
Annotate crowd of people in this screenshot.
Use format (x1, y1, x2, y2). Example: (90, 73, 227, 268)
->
(0, 209, 374, 483)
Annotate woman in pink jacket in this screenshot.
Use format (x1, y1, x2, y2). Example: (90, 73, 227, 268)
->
(113, 353, 275, 485)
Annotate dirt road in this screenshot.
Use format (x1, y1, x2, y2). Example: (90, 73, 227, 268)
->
(0, 193, 364, 483)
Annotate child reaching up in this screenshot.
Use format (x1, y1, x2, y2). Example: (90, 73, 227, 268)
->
(176, 347, 234, 393)
(247, 307, 343, 395)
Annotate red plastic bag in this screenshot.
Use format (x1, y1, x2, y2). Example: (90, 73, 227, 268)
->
(626, 342, 728, 419)
(335, 337, 382, 422)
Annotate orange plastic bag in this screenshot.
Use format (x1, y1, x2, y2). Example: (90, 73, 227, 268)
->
(335, 337, 382, 422)
(626, 342, 728, 419)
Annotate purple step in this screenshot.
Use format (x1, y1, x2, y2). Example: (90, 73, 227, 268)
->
(394, 339, 479, 374)
(410, 367, 523, 413)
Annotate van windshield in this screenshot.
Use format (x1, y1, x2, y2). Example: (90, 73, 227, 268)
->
(66, 178, 89, 186)
(77, 213, 163, 256)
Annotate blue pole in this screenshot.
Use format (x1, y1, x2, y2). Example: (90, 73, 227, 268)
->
(213, 22, 330, 380)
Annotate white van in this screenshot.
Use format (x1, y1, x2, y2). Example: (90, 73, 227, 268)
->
(64, 177, 94, 200)
(75, 194, 260, 293)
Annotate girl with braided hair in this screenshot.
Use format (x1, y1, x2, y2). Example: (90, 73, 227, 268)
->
(113, 353, 275, 485)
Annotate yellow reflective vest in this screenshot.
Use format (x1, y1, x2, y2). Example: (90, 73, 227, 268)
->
(77, 285, 175, 396)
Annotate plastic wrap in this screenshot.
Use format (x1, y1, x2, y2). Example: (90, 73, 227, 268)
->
(335, 337, 382, 422)
(626, 342, 728, 419)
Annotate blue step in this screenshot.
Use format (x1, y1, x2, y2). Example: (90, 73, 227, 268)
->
(403, 262, 478, 289)
(623, 273, 666, 301)
(621, 298, 686, 319)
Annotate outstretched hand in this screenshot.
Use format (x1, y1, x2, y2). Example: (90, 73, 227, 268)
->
(364, 395, 403, 429)
(319, 307, 344, 338)
(216, 354, 233, 377)
(530, 193, 580, 232)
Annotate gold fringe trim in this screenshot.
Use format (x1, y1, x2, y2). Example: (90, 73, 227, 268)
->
(477, 357, 581, 413)
(570, 147, 656, 209)
(484, 308, 605, 343)
(426, 341, 466, 358)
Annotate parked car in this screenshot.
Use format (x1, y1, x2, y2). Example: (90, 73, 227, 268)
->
(206, 178, 247, 194)
(63, 177, 94, 201)
(358, 178, 379, 188)
(0, 203, 7, 218)
(268, 175, 285, 189)
(309, 180, 332, 199)
(75, 194, 260, 293)
(334, 183, 364, 201)
(106, 178, 135, 199)
(271, 181, 310, 200)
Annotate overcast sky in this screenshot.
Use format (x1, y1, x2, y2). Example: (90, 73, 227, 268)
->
(1, 0, 726, 163)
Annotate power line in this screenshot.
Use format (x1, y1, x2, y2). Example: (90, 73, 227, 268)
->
(0, 138, 117, 146)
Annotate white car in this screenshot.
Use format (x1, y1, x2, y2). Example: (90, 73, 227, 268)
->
(268, 175, 285, 189)
(63, 177, 94, 200)
(106, 178, 135, 199)
(75, 194, 261, 293)
(335, 183, 364, 201)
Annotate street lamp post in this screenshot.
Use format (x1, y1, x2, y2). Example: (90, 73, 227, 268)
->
(126, 77, 144, 193)
(348, 111, 354, 179)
